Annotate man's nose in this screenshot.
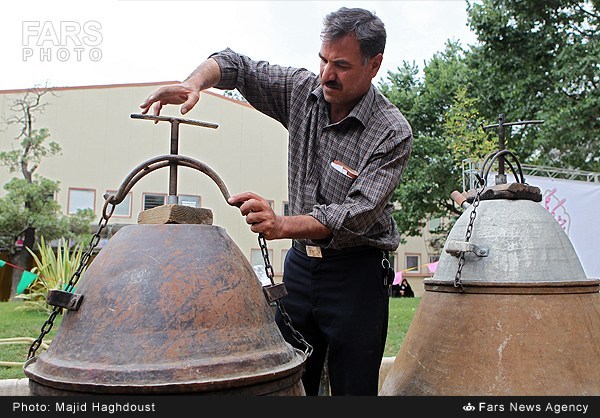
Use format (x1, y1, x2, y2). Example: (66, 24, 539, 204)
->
(321, 63, 336, 83)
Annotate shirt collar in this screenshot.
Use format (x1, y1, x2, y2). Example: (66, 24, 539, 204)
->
(310, 84, 375, 128)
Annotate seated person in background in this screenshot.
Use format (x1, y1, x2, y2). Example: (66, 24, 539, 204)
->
(399, 278, 414, 298)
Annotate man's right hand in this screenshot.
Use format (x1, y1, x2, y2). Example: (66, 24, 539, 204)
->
(139, 82, 200, 118)
(139, 57, 221, 119)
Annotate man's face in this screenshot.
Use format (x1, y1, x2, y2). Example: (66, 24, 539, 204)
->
(319, 33, 382, 110)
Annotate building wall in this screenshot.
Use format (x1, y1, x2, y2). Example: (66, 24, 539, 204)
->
(0, 82, 437, 291)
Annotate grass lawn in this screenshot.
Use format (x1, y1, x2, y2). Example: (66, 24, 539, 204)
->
(0, 297, 419, 380)
(0, 302, 62, 380)
(385, 296, 420, 357)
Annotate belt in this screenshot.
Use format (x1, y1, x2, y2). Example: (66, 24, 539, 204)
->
(292, 240, 379, 258)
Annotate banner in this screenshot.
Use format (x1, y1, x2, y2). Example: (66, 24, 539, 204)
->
(16, 270, 38, 294)
(527, 175, 600, 279)
(393, 271, 402, 285)
(0, 258, 40, 294)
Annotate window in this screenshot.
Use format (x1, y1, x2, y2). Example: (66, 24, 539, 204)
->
(143, 193, 166, 211)
(179, 194, 201, 208)
(405, 253, 420, 274)
(251, 248, 273, 270)
(68, 188, 95, 215)
(106, 190, 132, 217)
(429, 217, 442, 232)
(429, 255, 440, 263)
(283, 201, 290, 216)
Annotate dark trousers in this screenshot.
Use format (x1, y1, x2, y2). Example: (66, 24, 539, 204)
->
(275, 246, 390, 396)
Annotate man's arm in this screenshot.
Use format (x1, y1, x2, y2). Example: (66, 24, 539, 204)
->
(139, 58, 221, 117)
(228, 192, 332, 241)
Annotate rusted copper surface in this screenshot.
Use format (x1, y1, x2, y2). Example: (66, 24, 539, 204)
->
(380, 197, 600, 396)
(24, 224, 306, 395)
(379, 282, 600, 396)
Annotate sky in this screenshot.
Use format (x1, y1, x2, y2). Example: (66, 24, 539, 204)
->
(0, 0, 479, 91)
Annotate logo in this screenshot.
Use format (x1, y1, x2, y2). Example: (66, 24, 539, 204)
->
(22, 20, 103, 62)
(463, 403, 475, 412)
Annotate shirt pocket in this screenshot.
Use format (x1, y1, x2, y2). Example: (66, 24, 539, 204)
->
(318, 159, 358, 203)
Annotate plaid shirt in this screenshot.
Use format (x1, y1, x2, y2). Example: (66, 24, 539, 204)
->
(211, 48, 413, 251)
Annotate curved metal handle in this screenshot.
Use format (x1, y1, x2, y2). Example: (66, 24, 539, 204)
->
(104, 154, 232, 206)
(480, 149, 525, 186)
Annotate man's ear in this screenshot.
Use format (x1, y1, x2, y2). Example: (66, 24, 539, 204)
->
(369, 53, 383, 77)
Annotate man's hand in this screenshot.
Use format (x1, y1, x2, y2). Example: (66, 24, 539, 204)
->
(228, 192, 332, 241)
(139, 82, 200, 119)
(228, 192, 283, 240)
(139, 58, 221, 120)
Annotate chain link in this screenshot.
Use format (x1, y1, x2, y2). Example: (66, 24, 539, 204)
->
(454, 176, 485, 291)
(257, 233, 275, 285)
(27, 198, 116, 360)
(258, 233, 313, 357)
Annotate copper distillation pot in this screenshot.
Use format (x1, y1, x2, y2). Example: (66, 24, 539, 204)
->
(23, 114, 309, 395)
(380, 115, 600, 396)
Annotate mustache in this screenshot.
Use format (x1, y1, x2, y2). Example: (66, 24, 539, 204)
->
(323, 80, 342, 89)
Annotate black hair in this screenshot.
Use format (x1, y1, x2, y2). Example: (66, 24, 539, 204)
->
(321, 7, 386, 64)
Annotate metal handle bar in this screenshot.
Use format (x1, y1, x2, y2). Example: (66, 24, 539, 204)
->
(130, 113, 219, 129)
(130, 114, 219, 203)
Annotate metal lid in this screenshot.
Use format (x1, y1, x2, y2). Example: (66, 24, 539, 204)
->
(427, 199, 592, 287)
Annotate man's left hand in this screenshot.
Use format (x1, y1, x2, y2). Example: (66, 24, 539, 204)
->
(228, 192, 283, 239)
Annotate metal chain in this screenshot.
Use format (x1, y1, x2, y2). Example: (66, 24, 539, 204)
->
(258, 233, 313, 357)
(454, 176, 485, 291)
(28, 199, 116, 360)
(258, 233, 275, 285)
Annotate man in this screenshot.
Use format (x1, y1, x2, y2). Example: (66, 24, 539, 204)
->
(140, 7, 413, 396)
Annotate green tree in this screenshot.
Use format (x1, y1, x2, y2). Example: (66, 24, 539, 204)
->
(381, 42, 494, 249)
(383, 1, 598, 244)
(467, 0, 599, 171)
(0, 87, 94, 299)
(0, 87, 61, 182)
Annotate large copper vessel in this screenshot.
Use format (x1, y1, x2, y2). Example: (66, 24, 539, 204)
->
(23, 114, 307, 395)
(25, 224, 306, 395)
(380, 185, 600, 396)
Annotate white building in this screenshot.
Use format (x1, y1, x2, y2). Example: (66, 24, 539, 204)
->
(0, 83, 438, 295)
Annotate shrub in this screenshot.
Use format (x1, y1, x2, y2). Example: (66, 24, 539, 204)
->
(15, 236, 86, 313)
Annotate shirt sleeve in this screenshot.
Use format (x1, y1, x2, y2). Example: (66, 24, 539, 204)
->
(209, 48, 302, 128)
